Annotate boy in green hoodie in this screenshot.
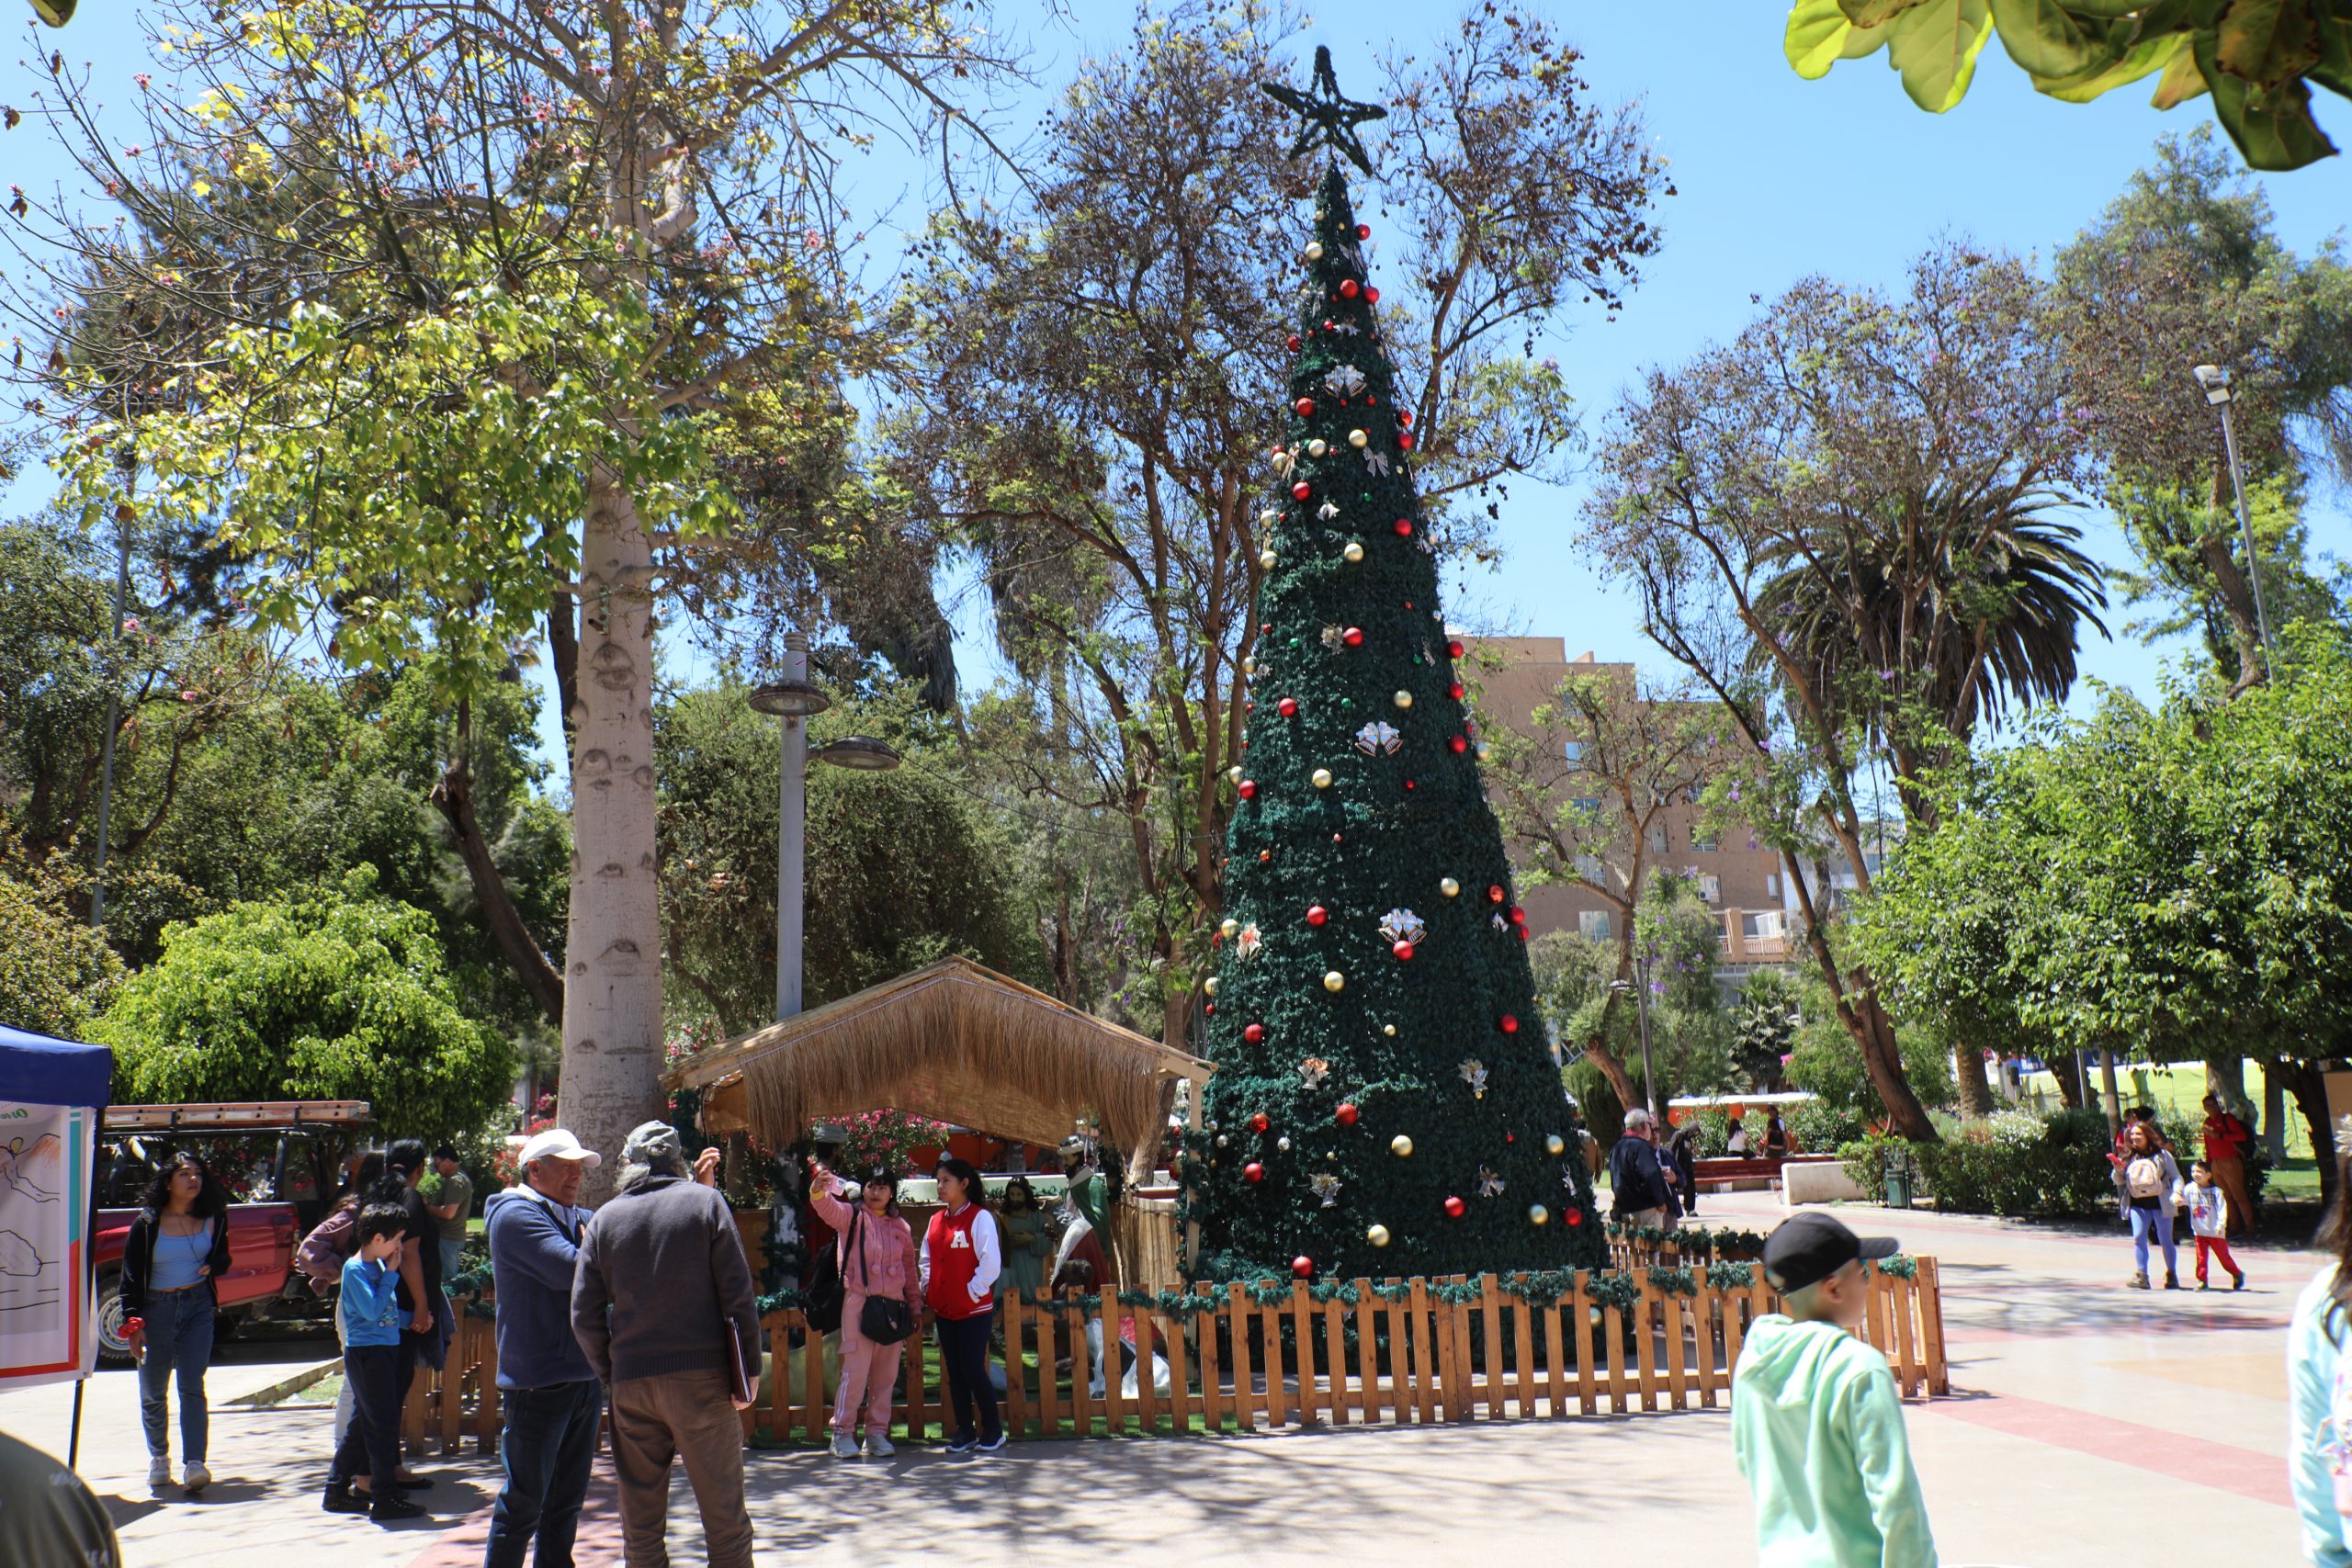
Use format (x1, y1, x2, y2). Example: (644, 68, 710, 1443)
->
(1733, 1212, 1939, 1568)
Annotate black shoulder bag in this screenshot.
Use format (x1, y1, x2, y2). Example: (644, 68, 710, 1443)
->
(802, 1217, 846, 1334)
(854, 1213, 916, 1346)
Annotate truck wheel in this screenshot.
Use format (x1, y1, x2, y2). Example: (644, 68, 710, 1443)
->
(96, 1271, 135, 1367)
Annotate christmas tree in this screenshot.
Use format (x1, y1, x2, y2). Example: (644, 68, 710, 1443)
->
(1187, 51, 1602, 1282)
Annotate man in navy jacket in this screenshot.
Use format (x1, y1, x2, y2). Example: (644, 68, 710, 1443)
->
(482, 1128, 604, 1568)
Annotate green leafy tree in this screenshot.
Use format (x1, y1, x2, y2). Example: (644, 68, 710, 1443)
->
(1730, 969, 1804, 1092)
(1188, 147, 1599, 1283)
(0, 829, 122, 1036)
(1782, 1, 2352, 172)
(98, 868, 514, 1145)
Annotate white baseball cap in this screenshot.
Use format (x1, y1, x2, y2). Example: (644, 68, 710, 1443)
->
(518, 1128, 603, 1168)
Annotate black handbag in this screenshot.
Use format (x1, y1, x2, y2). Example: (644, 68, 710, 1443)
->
(803, 1223, 846, 1334)
(850, 1212, 916, 1346)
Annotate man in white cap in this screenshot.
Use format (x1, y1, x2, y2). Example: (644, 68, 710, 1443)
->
(482, 1128, 604, 1568)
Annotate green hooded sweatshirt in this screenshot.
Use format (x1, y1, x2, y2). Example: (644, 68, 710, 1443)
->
(1732, 1314, 1938, 1568)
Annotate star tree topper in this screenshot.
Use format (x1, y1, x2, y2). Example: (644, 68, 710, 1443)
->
(1261, 45, 1385, 176)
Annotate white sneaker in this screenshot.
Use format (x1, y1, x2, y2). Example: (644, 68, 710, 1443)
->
(183, 1461, 211, 1493)
(864, 1434, 895, 1458)
(829, 1432, 859, 1460)
(148, 1457, 172, 1489)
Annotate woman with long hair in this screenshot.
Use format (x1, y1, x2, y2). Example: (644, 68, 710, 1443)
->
(808, 1160, 921, 1459)
(921, 1157, 1004, 1453)
(2117, 1119, 2183, 1290)
(2289, 1129, 2352, 1563)
(996, 1177, 1051, 1300)
(120, 1151, 232, 1492)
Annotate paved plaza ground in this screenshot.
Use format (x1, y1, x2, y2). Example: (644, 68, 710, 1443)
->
(0, 1190, 2317, 1567)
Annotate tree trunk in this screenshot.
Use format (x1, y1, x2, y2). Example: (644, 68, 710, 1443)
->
(1585, 987, 1645, 1123)
(432, 713, 564, 1025)
(558, 472, 666, 1201)
(1952, 1041, 1994, 1120)
(2098, 1046, 2123, 1141)
(2053, 1053, 2084, 1110)
(2278, 1058, 2339, 1207)
(1781, 849, 1935, 1141)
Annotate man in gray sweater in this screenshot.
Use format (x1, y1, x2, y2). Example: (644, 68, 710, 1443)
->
(572, 1122, 762, 1568)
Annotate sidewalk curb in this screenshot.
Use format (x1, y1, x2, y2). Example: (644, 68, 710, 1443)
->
(226, 1359, 342, 1408)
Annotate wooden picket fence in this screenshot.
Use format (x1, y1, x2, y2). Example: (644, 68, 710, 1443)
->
(400, 1256, 1946, 1453)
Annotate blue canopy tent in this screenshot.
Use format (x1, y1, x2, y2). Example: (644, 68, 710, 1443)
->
(0, 1022, 114, 1468)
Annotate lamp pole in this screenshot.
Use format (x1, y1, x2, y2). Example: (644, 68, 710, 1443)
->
(749, 636, 900, 1023)
(1612, 955, 1660, 1124)
(2192, 364, 2278, 671)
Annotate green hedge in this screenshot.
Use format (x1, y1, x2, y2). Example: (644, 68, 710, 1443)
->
(1840, 1109, 2118, 1218)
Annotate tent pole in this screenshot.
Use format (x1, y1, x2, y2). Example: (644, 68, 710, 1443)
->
(69, 1378, 85, 1469)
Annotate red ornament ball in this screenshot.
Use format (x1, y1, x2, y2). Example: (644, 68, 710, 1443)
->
(1510, 906, 1527, 926)
(1366, 286, 1381, 304)
(1397, 431, 1415, 451)
(1250, 1111, 1271, 1134)
(1243, 1022, 1266, 1044)
(1244, 1161, 1265, 1183)
(1259, 850, 1272, 863)
(1335, 1102, 1360, 1126)
(1355, 222, 1371, 240)
(1238, 778, 1258, 800)
(1488, 885, 1506, 903)
(1286, 333, 1301, 351)
(1306, 904, 1329, 927)
(1443, 1196, 1466, 1218)
(1394, 519, 1413, 537)
(1448, 736, 1468, 755)
(1339, 278, 1361, 299)
(1566, 1208, 1585, 1228)
(1404, 779, 1416, 791)
(1295, 397, 1316, 417)
(1292, 1256, 1314, 1280)
(1399, 410, 1415, 428)
(1204, 1002, 1215, 1015)
(1292, 481, 1312, 502)
(1393, 941, 1415, 961)
(1448, 682, 1465, 700)
(1277, 696, 1299, 717)
(1342, 626, 1364, 648)
(1499, 1013, 1520, 1034)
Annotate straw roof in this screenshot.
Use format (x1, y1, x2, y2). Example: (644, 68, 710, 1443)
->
(663, 955, 1213, 1156)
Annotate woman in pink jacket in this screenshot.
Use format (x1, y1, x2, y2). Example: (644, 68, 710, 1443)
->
(809, 1163, 922, 1459)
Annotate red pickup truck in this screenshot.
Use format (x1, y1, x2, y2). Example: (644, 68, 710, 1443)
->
(92, 1100, 371, 1364)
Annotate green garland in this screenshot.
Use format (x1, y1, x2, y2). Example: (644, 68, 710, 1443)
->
(752, 1288, 807, 1315)
(1032, 1292, 1104, 1319)
(1370, 1281, 1416, 1303)
(1871, 1254, 1918, 1280)
(1499, 1269, 1580, 1308)
(1115, 1288, 1227, 1315)
(1704, 1261, 1756, 1291)
(1427, 1277, 1486, 1305)
(1645, 1266, 1699, 1299)
(1583, 1271, 1641, 1313)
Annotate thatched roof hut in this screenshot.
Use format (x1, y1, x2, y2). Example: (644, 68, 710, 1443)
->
(662, 955, 1214, 1165)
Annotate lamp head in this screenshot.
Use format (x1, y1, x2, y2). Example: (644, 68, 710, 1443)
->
(747, 678, 831, 718)
(810, 736, 900, 773)
(2192, 364, 2232, 404)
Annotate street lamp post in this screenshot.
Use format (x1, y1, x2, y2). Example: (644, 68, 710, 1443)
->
(2191, 364, 2278, 671)
(748, 633, 900, 1022)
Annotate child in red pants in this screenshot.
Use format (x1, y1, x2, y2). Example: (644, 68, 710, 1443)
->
(2180, 1159, 2245, 1291)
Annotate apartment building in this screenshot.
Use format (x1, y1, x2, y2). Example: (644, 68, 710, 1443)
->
(1462, 636, 1793, 979)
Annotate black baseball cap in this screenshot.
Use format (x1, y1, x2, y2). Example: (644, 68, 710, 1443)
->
(1762, 1212, 1899, 1294)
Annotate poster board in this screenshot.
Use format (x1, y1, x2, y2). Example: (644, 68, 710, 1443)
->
(0, 1102, 96, 1391)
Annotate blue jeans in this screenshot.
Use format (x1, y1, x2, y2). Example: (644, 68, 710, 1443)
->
(482, 1380, 604, 1568)
(440, 1237, 466, 1284)
(2130, 1202, 2177, 1279)
(138, 1286, 215, 1461)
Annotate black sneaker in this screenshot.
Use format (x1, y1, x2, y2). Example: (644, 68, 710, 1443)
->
(322, 1488, 369, 1515)
(944, 1434, 977, 1454)
(393, 1473, 435, 1490)
(370, 1494, 426, 1523)
(977, 1432, 1008, 1453)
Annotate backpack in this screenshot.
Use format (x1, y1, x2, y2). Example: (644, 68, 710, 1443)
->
(295, 1206, 359, 1295)
(2125, 1156, 2165, 1200)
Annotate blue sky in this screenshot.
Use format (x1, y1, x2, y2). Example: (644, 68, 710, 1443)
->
(8, 2, 2348, 771)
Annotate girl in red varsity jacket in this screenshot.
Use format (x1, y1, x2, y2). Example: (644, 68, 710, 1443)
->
(921, 1157, 1004, 1451)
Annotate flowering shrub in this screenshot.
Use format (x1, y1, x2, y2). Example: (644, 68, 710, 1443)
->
(822, 1111, 954, 1179)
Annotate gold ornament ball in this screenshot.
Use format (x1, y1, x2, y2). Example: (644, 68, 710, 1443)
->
(1342, 542, 1364, 564)
(1312, 767, 1333, 789)
(1307, 438, 1329, 458)
(1220, 918, 1239, 939)
(1393, 690, 1412, 710)
(1203, 976, 1219, 997)
(1382, 1023, 1396, 1037)
(1260, 549, 1279, 570)
(1476, 742, 1493, 761)
(1242, 656, 1257, 676)
(1528, 1203, 1550, 1226)
(1440, 876, 1461, 897)
(1545, 1134, 1566, 1156)
(1366, 1224, 1392, 1248)
(1323, 969, 1346, 993)
(1260, 509, 1281, 525)
(1227, 765, 1243, 784)
(1305, 241, 1325, 261)
(1348, 428, 1369, 448)
(1390, 1134, 1414, 1157)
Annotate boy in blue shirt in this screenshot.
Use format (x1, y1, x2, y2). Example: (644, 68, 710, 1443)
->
(324, 1203, 424, 1522)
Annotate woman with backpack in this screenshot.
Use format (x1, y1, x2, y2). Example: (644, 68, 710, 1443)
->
(2116, 1119, 2183, 1290)
(120, 1151, 232, 1493)
(808, 1161, 921, 1460)
(922, 1157, 1004, 1453)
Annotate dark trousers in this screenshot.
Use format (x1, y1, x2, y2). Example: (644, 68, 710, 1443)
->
(483, 1380, 604, 1568)
(330, 1344, 401, 1497)
(935, 1307, 1000, 1442)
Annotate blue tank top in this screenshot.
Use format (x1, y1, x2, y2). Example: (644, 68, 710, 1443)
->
(149, 1220, 212, 1292)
